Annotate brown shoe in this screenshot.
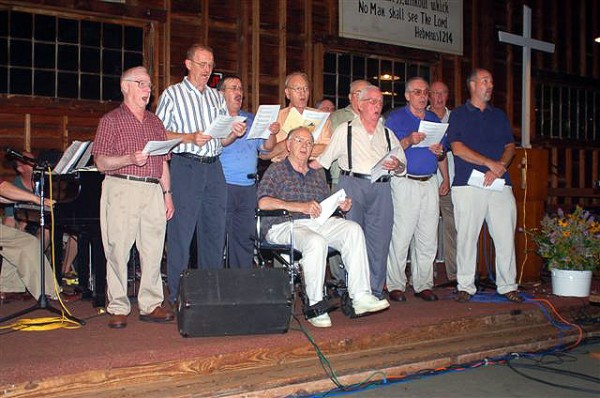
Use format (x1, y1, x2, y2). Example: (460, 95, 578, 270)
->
(414, 289, 438, 301)
(388, 290, 407, 302)
(108, 314, 128, 329)
(503, 290, 524, 303)
(455, 290, 472, 303)
(139, 306, 175, 323)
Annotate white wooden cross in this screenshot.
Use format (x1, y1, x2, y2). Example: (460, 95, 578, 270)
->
(498, 5, 555, 148)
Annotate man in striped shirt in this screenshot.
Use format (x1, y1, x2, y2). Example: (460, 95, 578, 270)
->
(156, 44, 246, 305)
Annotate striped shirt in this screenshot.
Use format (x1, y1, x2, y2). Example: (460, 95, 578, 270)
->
(155, 76, 228, 157)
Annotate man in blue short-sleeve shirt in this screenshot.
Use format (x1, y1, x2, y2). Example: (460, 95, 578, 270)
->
(384, 77, 447, 303)
(447, 68, 523, 304)
(219, 76, 278, 268)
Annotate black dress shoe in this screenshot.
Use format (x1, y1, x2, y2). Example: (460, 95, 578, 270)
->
(388, 290, 407, 302)
(414, 289, 438, 301)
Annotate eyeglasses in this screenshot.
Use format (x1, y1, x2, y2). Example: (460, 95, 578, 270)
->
(189, 59, 215, 69)
(430, 91, 448, 96)
(361, 98, 384, 106)
(124, 79, 152, 89)
(287, 86, 310, 94)
(290, 136, 314, 147)
(224, 85, 243, 92)
(408, 89, 430, 96)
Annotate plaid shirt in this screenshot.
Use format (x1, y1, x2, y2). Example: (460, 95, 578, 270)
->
(92, 103, 168, 178)
(257, 159, 329, 237)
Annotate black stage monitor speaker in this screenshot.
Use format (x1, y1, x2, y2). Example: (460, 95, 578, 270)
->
(177, 268, 292, 337)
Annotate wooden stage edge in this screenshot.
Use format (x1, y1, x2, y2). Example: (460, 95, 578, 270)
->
(4, 304, 600, 398)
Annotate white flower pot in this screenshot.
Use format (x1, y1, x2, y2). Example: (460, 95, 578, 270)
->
(551, 269, 592, 297)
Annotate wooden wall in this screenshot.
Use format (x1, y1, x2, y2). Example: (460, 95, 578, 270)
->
(1, 0, 598, 211)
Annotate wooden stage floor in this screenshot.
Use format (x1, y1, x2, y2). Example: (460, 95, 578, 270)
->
(1, 281, 599, 397)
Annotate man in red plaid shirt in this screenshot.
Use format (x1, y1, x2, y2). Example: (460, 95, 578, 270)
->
(93, 66, 175, 329)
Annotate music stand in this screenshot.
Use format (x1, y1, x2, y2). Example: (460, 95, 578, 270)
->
(0, 156, 85, 325)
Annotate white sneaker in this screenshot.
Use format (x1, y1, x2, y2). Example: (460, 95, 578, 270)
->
(307, 313, 332, 328)
(352, 294, 390, 316)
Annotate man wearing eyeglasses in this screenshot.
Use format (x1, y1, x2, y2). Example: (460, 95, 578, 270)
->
(385, 77, 448, 303)
(262, 72, 332, 162)
(93, 66, 175, 328)
(155, 44, 246, 306)
(218, 75, 279, 268)
(258, 126, 390, 328)
(313, 85, 406, 300)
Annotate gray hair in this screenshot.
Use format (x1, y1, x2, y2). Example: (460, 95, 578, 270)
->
(405, 77, 428, 92)
(285, 71, 310, 88)
(356, 84, 380, 101)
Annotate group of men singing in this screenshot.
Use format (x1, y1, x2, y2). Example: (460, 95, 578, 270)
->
(0, 42, 523, 330)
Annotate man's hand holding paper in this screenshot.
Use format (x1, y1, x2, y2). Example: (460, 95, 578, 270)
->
(413, 121, 448, 148)
(314, 189, 347, 225)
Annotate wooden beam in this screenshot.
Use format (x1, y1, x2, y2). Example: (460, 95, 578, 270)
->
(470, 0, 478, 68)
(551, 1, 558, 70)
(202, 0, 209, 45)
(453, 55, 462, 106)
(24, 114, 31, 151)
(505, 0, 514, 124)
(564, 2, 572, 74)
(252, 0, 260, 112)
(305, 0, 313, 83)
(278, 0, 287, 106)
(593, 0, 599, 79)
(239, 0, 249, 109)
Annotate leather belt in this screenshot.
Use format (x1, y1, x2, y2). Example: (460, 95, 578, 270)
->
(111, 174, 160, 184)
(406, 174, 433, 182)
(340, 169, 391, 183)
(175, 152, 219, 164)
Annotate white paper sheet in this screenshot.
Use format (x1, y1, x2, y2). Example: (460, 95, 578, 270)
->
(281, 108, 329, 141)
(142, 138, 183, 155)
(413, 121, 448, 148)
(247, 105, 280, 140)
(314, 189, 347, 225)
(205, 115, 247, 138)
(467, 169, 506, 191)
(370, 147, 405, 183)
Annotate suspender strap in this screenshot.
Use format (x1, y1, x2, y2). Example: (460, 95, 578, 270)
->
(384, 128, 391, 152)
(347, 121, 352, 171)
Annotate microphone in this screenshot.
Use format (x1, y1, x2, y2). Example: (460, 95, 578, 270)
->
(5, 148, 38, 164)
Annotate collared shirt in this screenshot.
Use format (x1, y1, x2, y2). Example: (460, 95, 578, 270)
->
(385, 105, 442, 176)
(318, 117, 401, 175)
(427, 105, 451, 123)
(92, 103, 167, 178)
(427, 106, 455, 186)
(220, 110, 263, 186)
(330, 105, 357, 131)
(155, 76, 228, 157)
(257, 158, 329, 236)
(447, 100, 514, 186)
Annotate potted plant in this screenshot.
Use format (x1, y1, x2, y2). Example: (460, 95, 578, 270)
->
(532, 206, 600, 297)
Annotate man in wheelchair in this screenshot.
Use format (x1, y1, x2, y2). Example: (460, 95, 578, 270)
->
(257, 127, 390, 328)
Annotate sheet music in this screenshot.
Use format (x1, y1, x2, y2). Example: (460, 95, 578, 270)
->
(74, 142, 94, 170)
(467, 169, 506, 191)
(142, 138, 182, 156)
(205, 115, 247, 138)
(314, 189, 346, 225)
(281, 108, 329, 141)
(370, 147, 405, 183)
(246, 105, 280, 140)
(53, 141, 91, 174)
(413, 121, 448, 148)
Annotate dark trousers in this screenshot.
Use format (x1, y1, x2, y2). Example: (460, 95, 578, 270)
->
(225, 183, 257, 268)
(339, 175, 393, 297)
(167, 155, 227, 303)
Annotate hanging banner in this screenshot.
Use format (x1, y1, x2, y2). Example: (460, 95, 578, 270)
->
(339, 0, 463, 55)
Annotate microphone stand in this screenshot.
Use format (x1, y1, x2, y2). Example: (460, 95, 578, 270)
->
(0, 161, 85, 325)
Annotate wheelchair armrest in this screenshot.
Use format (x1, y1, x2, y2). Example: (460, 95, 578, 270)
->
(256, 209, 291, 217)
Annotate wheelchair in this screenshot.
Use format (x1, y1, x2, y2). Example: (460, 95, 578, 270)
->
(254, 209, 357, 320)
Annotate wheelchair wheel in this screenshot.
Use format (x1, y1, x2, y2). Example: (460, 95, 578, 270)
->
(340, 291, 357, 318)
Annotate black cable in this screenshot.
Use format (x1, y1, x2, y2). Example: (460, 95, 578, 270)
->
(506, 358, 600, 394)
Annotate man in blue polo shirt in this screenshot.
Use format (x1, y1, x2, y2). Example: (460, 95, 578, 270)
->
(219, 75, 278, 268)
(447, 68, 523, 303)
(385, 77, 448, 303)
